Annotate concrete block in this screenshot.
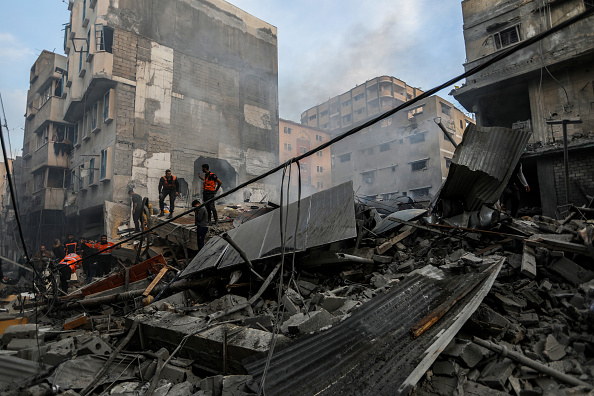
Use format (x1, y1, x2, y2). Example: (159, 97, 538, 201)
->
(243, 315, 273, 332)
(222, 375, 252, 396)
(464, 380, 510, 396)
(282, 309, 335, 335)
(296, 280, 317, 297)
(335, 300, 360, 316)
(161, 363, 190, 384)
(17, 344, 49, 362)
(42, 338, 75, 366)
(443, 339, 484, 368)
(167, 381, 194, 396)
(281, 295, 300, 315)
(318, 296, 347, 313)
(430, 376, 458, 395)
(506, 253, 522, 269)
(543, 334, 566, 361)
(432, 360, 459, 377)
(2, 324, 40, 345)
(519, 313, 539, 327)
(549, 257, 594, 285)
(7, 338, 44, 351)
(479, 358, 514, 390)
(77, 336, 113, 356)
(198, 375, 224, 396)
(461, 253, 483, 266)
(521, 244, 537, 279)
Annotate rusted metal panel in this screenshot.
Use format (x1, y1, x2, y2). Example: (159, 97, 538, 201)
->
(79, 255, 166, 297)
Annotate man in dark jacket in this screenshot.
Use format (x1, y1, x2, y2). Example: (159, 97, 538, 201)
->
(158, 169, 179, 219)
(129, 188, 143, 232)
(198, 164, 222, 225)
(192, 199, 209, 251)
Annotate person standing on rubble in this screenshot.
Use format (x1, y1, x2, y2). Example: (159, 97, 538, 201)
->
(158, 169, 179, 219)
(52, 239, 66, 262)
(129, 188, 143, 232)
(192, 199, 209, 251)
(64, 234, 78, 255)
(198, 164, 222, 226)
(501, 162, 530, 218)
(94, 235, 117, 276)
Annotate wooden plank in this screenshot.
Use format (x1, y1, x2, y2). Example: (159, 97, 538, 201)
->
(64, 314, 88, 330)
(521, 244, 537, 279)
(376, 227, 416, 255)
(142, 267, 169, 297)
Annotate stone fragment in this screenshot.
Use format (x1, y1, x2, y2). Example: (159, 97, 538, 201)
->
(42, 338, 75, 366)
(519, 313, 539, 327)
(521, 244, 537, 279)
(443, 339, 484, 368)
(244, 315, 273, 332)
(318, 296, 347, 313)
(77, 336, 112, 356)
(464, 380, 510, 396)
(2, 324, 41, 345)
(167, 381, 194, 396)
(461, 253, 483, 266)
(334, 300, 359, 316)
(198, 375, 224, 396)
(480, 358, 514, 390)
(543, 334, 566, 361)
(161, 363, 191, 384)
(549, 257, 594, 285)
(569, 293, 585, 308)
(430, 376, 458, 395)
(506, 253, 522, 269)
(539, 280, 552, 291)
(296, 280, 317, 297)
(281, 295, 300, 315)
(432, 360, 459, 377)
(371, 274, 390, 288)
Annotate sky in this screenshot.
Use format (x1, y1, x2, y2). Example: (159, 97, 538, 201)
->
(0, 0, 469, 158)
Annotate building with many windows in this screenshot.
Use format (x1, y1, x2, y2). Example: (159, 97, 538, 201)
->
(44, 0, 279, 237)
(301, 77, 473, 201)
(278, 119, 332, 196)
(452, 0, 594, 217)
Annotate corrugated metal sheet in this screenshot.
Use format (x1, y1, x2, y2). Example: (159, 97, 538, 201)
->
(436, 124, 532, 212)
(372, 208, 427, 235)
(0, 355, 48, 384)
(244, 259, 503, 396)
(181, 182, 357, 277)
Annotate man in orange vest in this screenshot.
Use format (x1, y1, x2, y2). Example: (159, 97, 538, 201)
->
(198, 163, 222, 225)
(94, 235, 116, 276)
(158, 169, 179, 219)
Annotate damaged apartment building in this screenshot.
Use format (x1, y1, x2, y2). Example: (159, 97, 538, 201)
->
(20, 0, 279, 241)
(301, 76, 474, 202)
(453, 0, 594, 217)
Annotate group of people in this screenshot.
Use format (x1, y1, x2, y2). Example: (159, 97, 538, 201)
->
(33, 234, 118, 292)
(156, 164, 222, 251)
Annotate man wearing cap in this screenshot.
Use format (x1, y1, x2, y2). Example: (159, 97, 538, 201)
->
(158, 169, 179, 219)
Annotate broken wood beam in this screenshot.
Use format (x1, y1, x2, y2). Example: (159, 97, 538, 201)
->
(473, 336, 592, 389)
(376, 227, 416, 255)
(142, 267, 169, 297)
(335, 253, 374, 265)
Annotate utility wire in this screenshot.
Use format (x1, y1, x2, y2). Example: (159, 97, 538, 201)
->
(63, 5, 594, 276)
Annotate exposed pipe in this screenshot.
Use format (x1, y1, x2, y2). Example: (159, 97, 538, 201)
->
(434, 118, 458, 148)
(473, 337, 592, 389)
(335, 253, 374, 264)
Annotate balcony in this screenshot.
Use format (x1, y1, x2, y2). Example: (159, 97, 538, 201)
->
(31, 188, 66, 212)
(29, 96, 65, 133)
(30, 142, 70, 173)
(367, 90, 378, 101)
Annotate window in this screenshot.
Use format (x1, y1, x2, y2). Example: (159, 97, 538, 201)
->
(83, 113, 89, 139)
(82, 0, 86, 22)
(103, 91, 110, 121)
(339, 153, 351, 162)
(73, 122, 79, 145)
(284, 143, 292, 151)
(440, 102, 451, 116)
(342, 114, 352, 123)
(90, 103, 98, 131)
(320, 110, 328, 117)
(316, 165, 324, 173)
(356, 108, 364, 115)
(283, 143, 287, 150)
(40, 85, 52, 107)
(95, 24, 105, 51)
(317, 182, 324, 189)
(380, 143, 390, 152)
(316, 151, 322, 157)
(86, 29, 91, 60)
(354, 93, 364, 101)
(79, 51, 83, 72)
(301, 163, 307, 170)
(411, 159, 427, 171)
(78, 165, 84, 189)
(407, 105, 424, 119)
(70, 170, 76, 189)
(89, 158, 95, 185)
(362, 171, 375, 184)
(391, 166, 397, 172)
(321, 123, 329, 129)
(309, 114, 317, 121)
(100, 149, 108, 179)
(445, 158, 452, 169)
(494, 25, 521, 50)
(283, 126, 292, 134)
(460, 120, 464, 129)
(410, 133, 425, 144)
(342, 100, 351, 107)
(316, 134, 323, 142)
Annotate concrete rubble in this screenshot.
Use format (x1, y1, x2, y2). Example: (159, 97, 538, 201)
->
(1, 188, 594, 395)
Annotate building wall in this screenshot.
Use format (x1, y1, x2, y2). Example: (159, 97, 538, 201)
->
(551, 149, 594, 207)
(278, 119, 332, 196)
(300, 76, 424, 134)
(329, 95, 473, 201)
(61, 0, 279, 236)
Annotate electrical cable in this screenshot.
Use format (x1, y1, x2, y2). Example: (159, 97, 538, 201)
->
(62, 5, 594, 282)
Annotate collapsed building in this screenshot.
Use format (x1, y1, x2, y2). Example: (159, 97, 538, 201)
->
(300, 76, 475, 202)
(452, 0, 594, 217)
(18, 0, 279, 243)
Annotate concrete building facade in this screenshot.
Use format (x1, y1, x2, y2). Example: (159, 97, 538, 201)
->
(453, 0, 594, 217)
(301, 77, 473, 201)
(278, 119, 332, 196)
(57, 0, 278, 237)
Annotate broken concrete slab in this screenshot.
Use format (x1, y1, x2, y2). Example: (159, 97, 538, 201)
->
(431, 360, 459, 377)
(282, 309, 336, 335)
(77, 336, 113, 356)
(443, 339, 485, 368)
(549, 257, 594, 285)
(1, 324, 41, 345)
(479, 358, 514, 390)
(222, 375, 252, 396)
(521, 244, 537, 279)
(42, 337, 75, 366)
